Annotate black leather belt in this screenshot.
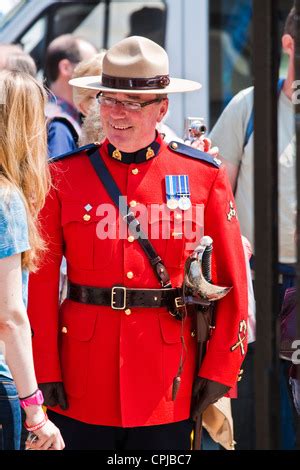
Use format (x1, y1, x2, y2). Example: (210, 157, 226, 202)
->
(67, 281, 183, 310)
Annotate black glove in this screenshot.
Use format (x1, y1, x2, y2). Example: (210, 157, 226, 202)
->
(191, 376, 230, 421)
(38, 382, 69, 410)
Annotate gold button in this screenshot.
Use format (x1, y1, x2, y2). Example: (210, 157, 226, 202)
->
(128, 235, 135, 243)
(61, 326, 68, 334)
(131, 168, 139, 175)
(93, 141, 101, 146)
(175, 213, 182, 220)
(124, 308, 132, 316)
(129, 200, 137, 208)
(171, 142, 178, 150)
(191, 330, 196, 338)
(83, 214, 91, 221)
(127, 271, 134, 279)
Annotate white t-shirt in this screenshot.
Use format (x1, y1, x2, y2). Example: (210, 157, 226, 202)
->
(210, 86, 296, 263)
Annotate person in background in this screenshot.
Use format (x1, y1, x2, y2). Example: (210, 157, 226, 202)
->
(0, 44, 37, 77)
(45, 34, 97, 157)
(0, 44, 22, 68)
(0, 70, 64, 450)
(72, 52, 106, 147)
(209, 6, 297, 450)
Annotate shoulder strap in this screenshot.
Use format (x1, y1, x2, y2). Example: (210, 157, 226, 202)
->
(48, 116, 79, 145)
(243, 78, 285, 149)
(86, 147, 172, 288)
(168, 141, 221, 168)
(49, 143, 98, 163)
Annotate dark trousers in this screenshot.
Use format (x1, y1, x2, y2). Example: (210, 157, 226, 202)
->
(47, 410, 193, 450)
(0, 376, 22, 450)
(233, 262, 296, 449)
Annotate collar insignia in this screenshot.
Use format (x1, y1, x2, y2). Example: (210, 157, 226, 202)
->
(146, 147, 155, 160)
(112, 149, 122, 161)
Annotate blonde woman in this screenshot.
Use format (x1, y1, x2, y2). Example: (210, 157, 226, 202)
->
(72, 52, 106, 146)
(0, 70, 64, 450)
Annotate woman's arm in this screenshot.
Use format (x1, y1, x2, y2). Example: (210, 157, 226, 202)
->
(0, 253, 64, 449)
(0, 254, 37, 397)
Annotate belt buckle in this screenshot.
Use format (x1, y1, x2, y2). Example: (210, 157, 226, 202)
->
(111, 286, 126, 310)
(174, 297, 185, 309)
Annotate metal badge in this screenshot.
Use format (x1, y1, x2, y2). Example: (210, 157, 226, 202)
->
(146, 147, 155, 160)
(178, 197, 191, 211)
(227, 201, 237, 221)
(112, 149, 122, 160)
(167, 198, 179, 210)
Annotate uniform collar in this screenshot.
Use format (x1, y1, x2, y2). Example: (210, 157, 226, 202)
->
(107, 132, 162, 164)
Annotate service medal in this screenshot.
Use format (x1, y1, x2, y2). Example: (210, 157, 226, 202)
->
(177, 175, 191, 211)
(167, 197, 179, 210)
(178, 196, 191, 211)
(165, 175, 179, 210)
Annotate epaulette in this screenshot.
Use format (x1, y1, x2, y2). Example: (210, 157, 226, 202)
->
(168, 141, 221, 168)
(49, 142, 100, 163)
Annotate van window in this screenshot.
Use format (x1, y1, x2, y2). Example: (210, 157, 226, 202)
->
(209, 0, 294, 127)
(0, 0, 25, 30)
(8, 0, 166, 74)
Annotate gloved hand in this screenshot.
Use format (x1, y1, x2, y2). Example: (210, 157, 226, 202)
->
(191, 376, 230, 421)
(38, 382, 69, 410)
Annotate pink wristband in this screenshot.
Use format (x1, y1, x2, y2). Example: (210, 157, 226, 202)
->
(24, 413, 48, 432)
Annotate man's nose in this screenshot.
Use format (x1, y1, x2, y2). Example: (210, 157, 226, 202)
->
(110, 101, 127, 117)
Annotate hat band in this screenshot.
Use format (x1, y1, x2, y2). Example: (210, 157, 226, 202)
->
(102, 73, 170, 90)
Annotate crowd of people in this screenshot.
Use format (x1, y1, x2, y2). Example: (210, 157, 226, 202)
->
(0, 5, 298, 452)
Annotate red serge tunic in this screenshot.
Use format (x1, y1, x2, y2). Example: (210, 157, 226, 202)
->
(28, 134, 248, 427)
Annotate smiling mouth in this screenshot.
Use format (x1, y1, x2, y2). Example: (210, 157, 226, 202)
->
(110, 124, 132, 131)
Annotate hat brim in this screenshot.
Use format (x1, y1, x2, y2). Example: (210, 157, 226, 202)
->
(69, 75, 201, 94)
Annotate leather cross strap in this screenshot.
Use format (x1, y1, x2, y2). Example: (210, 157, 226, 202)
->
(67, 282, 182, 310)
(87, 147, 171, 287)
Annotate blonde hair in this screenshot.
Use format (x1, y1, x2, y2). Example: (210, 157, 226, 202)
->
(72, 51, 106, 110)
(78, 99, 105, 146)
(0, 70, 50, 271)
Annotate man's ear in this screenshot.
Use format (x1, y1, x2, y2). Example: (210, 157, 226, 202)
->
(58, 59, 75, 79)
(282, 34, 294, 57)
(156, 97, 169, 123)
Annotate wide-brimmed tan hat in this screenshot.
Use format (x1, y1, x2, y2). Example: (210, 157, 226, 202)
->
(69, 36, 201, 94)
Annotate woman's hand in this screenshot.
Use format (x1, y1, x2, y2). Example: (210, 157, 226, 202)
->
(24, 406, 65, 450)
(189, 135, 219, 157)
(26, 420, 65, 450)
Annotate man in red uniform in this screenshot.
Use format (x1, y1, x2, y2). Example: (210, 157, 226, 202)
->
(28, 36, 248, 450)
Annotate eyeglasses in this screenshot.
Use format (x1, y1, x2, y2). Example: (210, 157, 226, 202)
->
(96, 93, 163, 111)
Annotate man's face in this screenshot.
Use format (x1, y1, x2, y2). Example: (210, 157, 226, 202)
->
(100, 92, 168, 152)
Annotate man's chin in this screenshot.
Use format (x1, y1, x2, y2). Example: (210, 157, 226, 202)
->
(108, 137, 139, 153)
